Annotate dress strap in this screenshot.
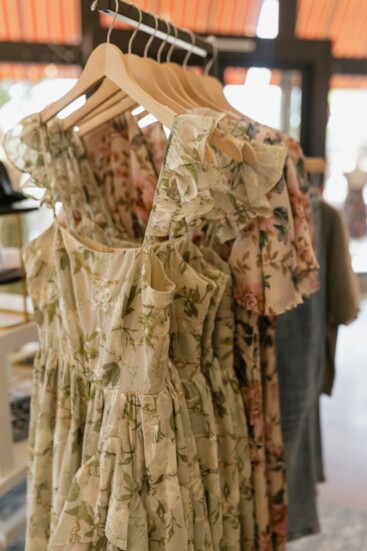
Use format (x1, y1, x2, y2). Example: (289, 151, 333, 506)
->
(142, 111, 225, 248)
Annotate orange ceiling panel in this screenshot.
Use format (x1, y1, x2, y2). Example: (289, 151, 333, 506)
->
(224, 67, 302, 87)
(331, 75, 367, 88)
(224, 67, 247, 85)
(1, 0, 367, 60)
(0, 63, 80, 80)
(99, 0, 263, 36)
(297, 0, 367, 58)
(0, 0, 81, 43)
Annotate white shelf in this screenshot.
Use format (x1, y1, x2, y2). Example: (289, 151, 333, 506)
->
(0, 505, 26, 549)
(0, 321, 37, 354)
(0, 440, 28, 499)
(0, 318, 36, 548)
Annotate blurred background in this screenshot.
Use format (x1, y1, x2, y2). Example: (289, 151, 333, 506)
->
(0, 2, 366, 550)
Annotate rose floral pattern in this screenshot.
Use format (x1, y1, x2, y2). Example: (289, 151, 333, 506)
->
(209, 114, 319, 551)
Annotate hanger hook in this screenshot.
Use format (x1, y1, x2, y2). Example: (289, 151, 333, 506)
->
(128, 4, 143, 54)
(144, 12, 159, 57)
(205, 35, 217, 75)
(106, 0, 119, 43)
(183, 28, 196, 69)
(157, 18, 170, 63)
(166, 23, 178, 62)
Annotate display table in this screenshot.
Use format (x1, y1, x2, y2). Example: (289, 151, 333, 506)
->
(0, 320, 37, 549)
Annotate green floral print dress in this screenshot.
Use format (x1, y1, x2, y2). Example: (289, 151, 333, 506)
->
(155, 240, 221, 550)
(175, 241, 242, 551)
(4, 112, 230, 551)
(203, 248, 255, 551)
(82, 110, 291, 551)
(5, 107, 317, 551)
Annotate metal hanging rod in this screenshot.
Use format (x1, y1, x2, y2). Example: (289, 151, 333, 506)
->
(92, 0, 213, 59)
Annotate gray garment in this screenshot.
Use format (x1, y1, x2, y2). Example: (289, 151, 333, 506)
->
(276, 193, 325, 541)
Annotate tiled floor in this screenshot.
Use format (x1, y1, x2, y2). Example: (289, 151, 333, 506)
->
(318, 297, 367, 512)
(288, 297, 367, 550)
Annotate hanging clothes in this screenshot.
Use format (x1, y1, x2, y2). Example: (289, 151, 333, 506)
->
(83, 110, 320, 551)
(5, 100, 321, 551)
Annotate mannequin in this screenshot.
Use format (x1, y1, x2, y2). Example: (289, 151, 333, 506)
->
(344, 166, 367, 238)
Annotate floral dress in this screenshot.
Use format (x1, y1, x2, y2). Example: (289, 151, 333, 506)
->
(176, 240, 242, 551)
(5, 109, 276, 551)
(84, 114, 167, 240)
(82, 111, 294, 551)
(24, 224, 195, 551)
(92, 110, 317, 551)
(4, 112, 222, 551)
(5, 106, 319, 551)
(203, 114, 318, 550)
(156, 240, 223, 550)
(204, 248, 255, 551)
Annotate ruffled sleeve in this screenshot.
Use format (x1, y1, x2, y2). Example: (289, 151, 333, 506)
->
(146, 110, 288, 244)
(3, 114, 56, 207)
(146, 111, 225, 239)
(208, 114, 286, 243)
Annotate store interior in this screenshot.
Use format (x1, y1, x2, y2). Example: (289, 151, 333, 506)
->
(0, 1, 366, 550)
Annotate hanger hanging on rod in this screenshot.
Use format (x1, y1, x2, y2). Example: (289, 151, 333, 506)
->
(94, 0, 214, 59)
(202, 36, 247, 119)
(91, 3, 256, 163)
(53, 1, 243, 161)
(91, 0, 216, 113)
(78, 8, 195, 136)
(174, 28, 224, 110)
(144, 17, 197, 110)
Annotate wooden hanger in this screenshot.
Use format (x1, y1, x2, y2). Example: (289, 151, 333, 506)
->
(40, 42, 243, 162)
(42, 3, 177, 128)
(144, 18, 197, 110)
(64, 11, 194, 135)
(171, 29, 228, 112)
(78, 96, 137, 136)
(41, 43, 173, 128)
(62, 78, 121, 131)
(161, 29, 257, 163)
(200, 37, 247, 119)
(78, 89, 123, 124)
(90, 20, 201, 125)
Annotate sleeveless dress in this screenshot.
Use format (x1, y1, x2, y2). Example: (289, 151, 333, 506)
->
(5, 108, 307, 551)
(4, 112, 229, 551)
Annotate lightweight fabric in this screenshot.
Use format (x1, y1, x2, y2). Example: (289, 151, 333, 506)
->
(83, 114, 168, 240)
(204, 248, 255, 551)
(5, 104, 321, 551)
(156, 239, 222, 550)
(82, 118, 137, 239)
(213, 114, 319, 551)
(178, 240, 243, 551)
(5, 109, 280, 551)
(23, 223, 198, 551)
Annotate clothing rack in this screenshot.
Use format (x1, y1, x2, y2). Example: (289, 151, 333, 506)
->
(92, 0, 214, 60)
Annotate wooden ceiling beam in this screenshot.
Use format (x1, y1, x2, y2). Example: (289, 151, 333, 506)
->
(0, 41, 83, 65)
(278, 0, 297, 39)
